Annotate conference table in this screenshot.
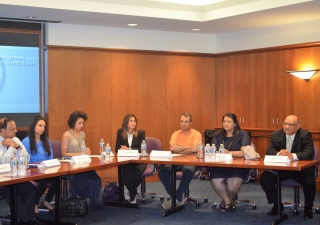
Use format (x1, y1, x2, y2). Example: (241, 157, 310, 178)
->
(1, 155, 318, 225)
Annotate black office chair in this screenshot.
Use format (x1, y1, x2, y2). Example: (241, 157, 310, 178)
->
(281, 145, 319, 215)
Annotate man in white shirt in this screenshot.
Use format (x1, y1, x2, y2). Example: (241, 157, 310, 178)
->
(0, 117, 40, 225)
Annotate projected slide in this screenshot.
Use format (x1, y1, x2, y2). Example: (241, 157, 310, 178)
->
(0, 46, 40, 113)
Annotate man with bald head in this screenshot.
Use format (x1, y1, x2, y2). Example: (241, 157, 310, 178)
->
(260, 115, 316, 219)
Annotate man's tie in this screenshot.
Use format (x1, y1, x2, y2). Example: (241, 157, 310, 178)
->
(287, 136, 292, 153)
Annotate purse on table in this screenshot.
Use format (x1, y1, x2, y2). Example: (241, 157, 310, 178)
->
(62, 197, 88, 217)
(241, 145, 260, 160)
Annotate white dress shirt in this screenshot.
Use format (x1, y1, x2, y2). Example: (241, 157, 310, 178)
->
(0, 135, 29, 164)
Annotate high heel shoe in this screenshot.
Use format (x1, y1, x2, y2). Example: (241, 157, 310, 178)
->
(41, 201, 55, 215)
(220, 203, 232, 213)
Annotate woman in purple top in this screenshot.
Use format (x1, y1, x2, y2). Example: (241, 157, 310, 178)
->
(22, 116, 55, 218)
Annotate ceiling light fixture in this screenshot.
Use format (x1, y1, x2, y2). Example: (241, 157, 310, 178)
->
(287, 69, 318, 80)
(191, 29, 200, 31)
(25, 16, 37, 19)
(128, 24, 137, 26)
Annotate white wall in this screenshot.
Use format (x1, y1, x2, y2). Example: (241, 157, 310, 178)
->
(216, 19, 320, 53)
(48, 23, 216, 54)
(48, 19, 320, 54)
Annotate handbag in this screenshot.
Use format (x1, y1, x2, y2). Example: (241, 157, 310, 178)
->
(102, 181, 119, 203)
(241, 145, 260, 160)
(62, 197, 88, 217)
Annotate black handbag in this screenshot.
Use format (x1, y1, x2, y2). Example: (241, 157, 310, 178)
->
(62, 198, 88, 217)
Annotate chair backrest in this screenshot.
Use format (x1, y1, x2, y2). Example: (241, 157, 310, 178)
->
(50, 140, 62, 159)
(145, 137, 162, 154)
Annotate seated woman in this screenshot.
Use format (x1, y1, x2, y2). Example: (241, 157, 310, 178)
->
(22, 116, 55, 217)
(115, 114, 146, 203)
(61, 110, 103, 211)
(210, 112, 251, 212)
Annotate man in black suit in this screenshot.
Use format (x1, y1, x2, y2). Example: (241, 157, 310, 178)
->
(260, 115, 316, 219)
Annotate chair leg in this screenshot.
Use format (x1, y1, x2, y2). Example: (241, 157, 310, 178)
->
(183, 187, 208, 207)
(136, 178, 164, 203)
(234, 194, 257, 210)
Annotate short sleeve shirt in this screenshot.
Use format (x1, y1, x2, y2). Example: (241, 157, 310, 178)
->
(170, 128, 202, 147)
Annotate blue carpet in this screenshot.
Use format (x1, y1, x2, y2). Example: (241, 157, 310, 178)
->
(0, 180, 319, 225)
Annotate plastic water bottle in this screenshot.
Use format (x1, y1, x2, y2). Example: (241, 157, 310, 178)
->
(219, 144, 225, 161)
(18, 152, 26, 176)
(24, 153, 30, 169)
(99, 139, 105, 154)
(204, 144, 210, 161)
(141, 140, 147, 157)
(105, 143, 111, 161)
(10, 153, 18, 176)
(197, 141, 204, 159)
(210, 144, 216, 161)
(80, 141, 86, 155)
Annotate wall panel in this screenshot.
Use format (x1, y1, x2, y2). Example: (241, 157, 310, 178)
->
(166, 55, 216, 147)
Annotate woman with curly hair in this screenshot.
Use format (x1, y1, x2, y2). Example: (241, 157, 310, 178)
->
(61, 110, 103, 211)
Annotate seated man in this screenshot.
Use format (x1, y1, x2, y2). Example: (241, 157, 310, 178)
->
(158, 113, 202, 209)
(0, 117, 40, 225)
(260, 115, 316, 219)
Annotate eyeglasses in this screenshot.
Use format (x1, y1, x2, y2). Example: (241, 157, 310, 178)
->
(283, 122, 298, 127)
(6, 127, 17, 132)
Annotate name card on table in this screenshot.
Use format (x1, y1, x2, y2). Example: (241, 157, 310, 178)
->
(150, 150, 172, 158)
(38, 159, 61, 168)
(70, 155, 92, 163)
(117, 150, 139, 157)
(70, 162, 90, 169)
(0, 163, 10, 174)
(264, 155, 290, 163)
(117, 156, 139, 162)
(39, 166, 61, 174)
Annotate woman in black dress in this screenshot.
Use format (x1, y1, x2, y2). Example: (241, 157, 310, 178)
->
(210, 112, 251, 212)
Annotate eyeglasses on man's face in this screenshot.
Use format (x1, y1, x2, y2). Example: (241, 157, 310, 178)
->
(283, 122, 298, 127)
(6, 127, 17, 132)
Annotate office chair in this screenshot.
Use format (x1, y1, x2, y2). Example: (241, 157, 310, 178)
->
(136, 137, 164, 203)
(281, 145, 319, 215)
(213, 142, 258, 211)
(175, 167, 208, 207)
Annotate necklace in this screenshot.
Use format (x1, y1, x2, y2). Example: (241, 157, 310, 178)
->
(223, 131, 239, 150)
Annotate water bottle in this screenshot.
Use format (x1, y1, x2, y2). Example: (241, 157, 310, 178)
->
(141, 140, 147, 157)
(105, 143, 111, 161)
(10, 153, 18, 176)
(219, 144, 225, 161)
(99, 139, 105, 154)
(197, 141, 204, 159)
(204, 144, 210, 161)
(24, 153, 30, 169)
(80, 141, 86, 155)
(210, 144, 216, 161)
(18, 152, 26, 176)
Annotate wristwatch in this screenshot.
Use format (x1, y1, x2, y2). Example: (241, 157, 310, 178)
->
(16, 144, 20, 149)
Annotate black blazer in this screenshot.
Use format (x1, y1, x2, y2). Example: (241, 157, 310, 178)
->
(266, 128, 314, 160)
(115, 128, 145, 153)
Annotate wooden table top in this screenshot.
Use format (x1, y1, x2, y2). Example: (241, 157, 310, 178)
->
(130, 154, 319, 171)
(1, 155, 318, 186)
